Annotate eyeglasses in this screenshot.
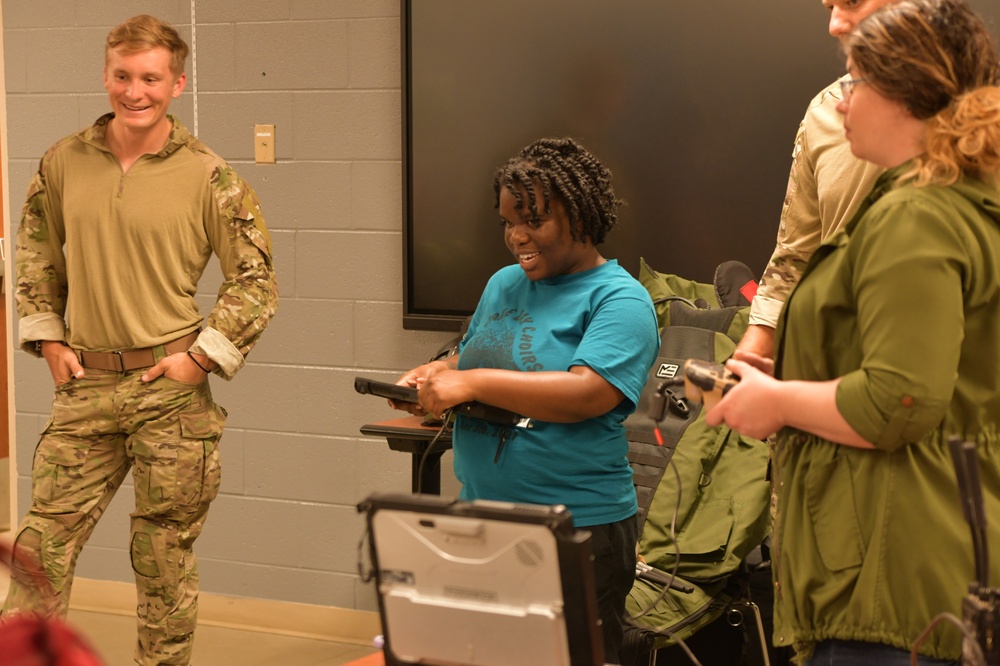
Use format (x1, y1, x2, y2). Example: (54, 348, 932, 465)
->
(839, 77, 868, 100)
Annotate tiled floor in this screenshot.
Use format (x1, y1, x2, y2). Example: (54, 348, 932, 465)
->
(0, 536, 380, 666)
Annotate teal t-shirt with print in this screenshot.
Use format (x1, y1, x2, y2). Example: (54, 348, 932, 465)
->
(455, 259, 659, 527)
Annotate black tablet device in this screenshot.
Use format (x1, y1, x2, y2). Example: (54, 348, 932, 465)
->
(354, 376, 419, 404)
(354, 376, 524, 427)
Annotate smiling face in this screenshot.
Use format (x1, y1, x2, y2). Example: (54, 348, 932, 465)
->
(822, 0, 899, 43)
(499, 184, 602, 281)
(104, 45, 185, 138)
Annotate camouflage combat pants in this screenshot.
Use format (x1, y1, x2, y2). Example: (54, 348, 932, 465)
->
(1, 369, 226, 666)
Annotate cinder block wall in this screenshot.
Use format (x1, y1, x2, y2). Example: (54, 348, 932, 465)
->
(3, 0, 458, 612)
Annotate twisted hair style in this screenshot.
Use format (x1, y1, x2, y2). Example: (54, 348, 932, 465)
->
(848, 0, 1000, 186)
(106, 14, 189, 76)
(492, 137, 624, 245)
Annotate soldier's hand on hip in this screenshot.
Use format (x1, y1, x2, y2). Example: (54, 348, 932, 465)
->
(141, 351, 208, 384)
(41, 340, 84, 386)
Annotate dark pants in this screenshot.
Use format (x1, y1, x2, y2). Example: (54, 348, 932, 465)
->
(588, 514, 639, 665)
(806, 640, 959, 665)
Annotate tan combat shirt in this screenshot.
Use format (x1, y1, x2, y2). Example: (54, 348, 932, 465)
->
(15, 114, 278, 380)
(749, 77, 884, 328)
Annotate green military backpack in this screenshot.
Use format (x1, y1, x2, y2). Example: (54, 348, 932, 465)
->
(622, 258, 773, 658)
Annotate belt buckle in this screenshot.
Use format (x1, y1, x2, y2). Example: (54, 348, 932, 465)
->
(113, 350, 126, 373)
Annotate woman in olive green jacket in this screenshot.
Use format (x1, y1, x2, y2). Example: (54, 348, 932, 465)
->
(707, 0, 1000, 663)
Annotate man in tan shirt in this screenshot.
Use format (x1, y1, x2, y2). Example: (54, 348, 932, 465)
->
(737, 0, 894, 359)
(2, 15, 277, 666)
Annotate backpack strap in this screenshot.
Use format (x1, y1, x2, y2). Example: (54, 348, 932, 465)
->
(668, 300, 740, 336)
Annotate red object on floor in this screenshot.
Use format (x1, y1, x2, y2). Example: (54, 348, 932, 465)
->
(342, 651, 385, 666)
(0, 615, 104, 665)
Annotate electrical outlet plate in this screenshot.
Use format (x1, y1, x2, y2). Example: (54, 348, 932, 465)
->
(254, 124, 276, 164)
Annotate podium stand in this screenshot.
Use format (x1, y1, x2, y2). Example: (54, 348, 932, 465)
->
(359, 416, 452, 494)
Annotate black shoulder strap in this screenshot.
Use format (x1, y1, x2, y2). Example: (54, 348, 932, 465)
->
(669, 300, 739, 335)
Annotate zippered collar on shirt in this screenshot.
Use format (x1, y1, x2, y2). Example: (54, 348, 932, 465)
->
(76, 112, 191, 159)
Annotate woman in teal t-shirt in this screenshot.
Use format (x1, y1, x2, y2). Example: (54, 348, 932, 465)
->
(394, 137, 660, 663)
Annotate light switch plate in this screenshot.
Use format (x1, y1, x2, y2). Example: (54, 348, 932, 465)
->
(254, 124, 276, 164)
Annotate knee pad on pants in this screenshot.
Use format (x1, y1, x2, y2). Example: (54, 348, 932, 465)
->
(10, 516, 72, 595)
(131, 527, 168, 580)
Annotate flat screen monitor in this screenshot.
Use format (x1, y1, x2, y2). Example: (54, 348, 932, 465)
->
(359, 493, 604, 666)
(401, 0, 837, 330)
(400, 0, 1000, 331)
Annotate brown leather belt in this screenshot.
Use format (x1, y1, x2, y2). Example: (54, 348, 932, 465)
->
(77, 331, 200, 373)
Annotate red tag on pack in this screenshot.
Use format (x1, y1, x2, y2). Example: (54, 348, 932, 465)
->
(739, 280, 758, 303)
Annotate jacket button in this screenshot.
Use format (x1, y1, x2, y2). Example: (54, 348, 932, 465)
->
(901, 395, 915, 407)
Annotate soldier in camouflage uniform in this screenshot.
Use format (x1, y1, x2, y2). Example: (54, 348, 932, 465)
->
(737, 0, 896, 361)
(1, 14, 278, 666)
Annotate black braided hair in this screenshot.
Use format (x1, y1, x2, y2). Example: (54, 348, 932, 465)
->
(492, 137, 624, 245)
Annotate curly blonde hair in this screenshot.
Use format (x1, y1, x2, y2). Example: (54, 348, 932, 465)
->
(848, 0, 1000, 186)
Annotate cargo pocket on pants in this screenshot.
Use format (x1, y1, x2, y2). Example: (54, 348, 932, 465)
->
(131, 402, 226, 517)
(176, 402, 226, 510)
(32, 419, 93, 506)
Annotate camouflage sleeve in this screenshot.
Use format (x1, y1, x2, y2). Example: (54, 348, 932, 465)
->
(748, 115, 824, 329)
(188, 166, 278, 380)
(14, 160, 70, 354)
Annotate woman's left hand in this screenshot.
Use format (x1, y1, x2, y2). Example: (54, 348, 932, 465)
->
(418, 369, 475, 419)
(704, 358, 785, 439)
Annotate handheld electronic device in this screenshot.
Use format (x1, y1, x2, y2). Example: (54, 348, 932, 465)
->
(682, 359, 740, 411)
(354, 376, 524, 427)
(355, 376, 422, 404)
